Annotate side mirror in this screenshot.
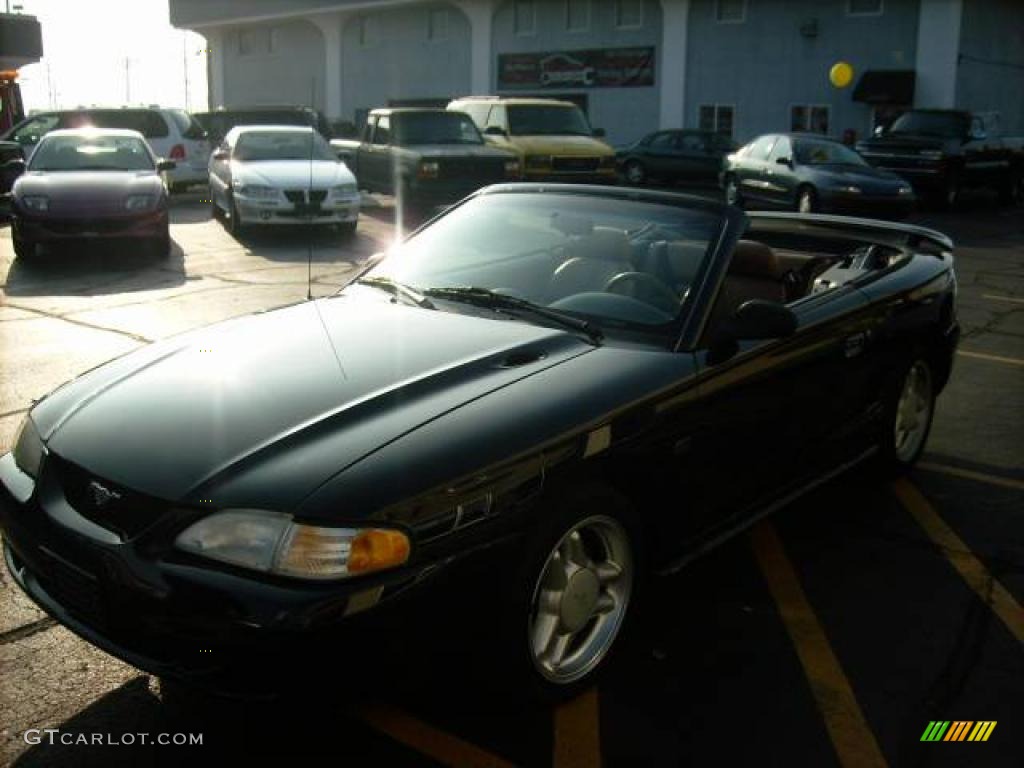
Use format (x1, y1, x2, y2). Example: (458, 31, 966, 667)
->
(211, 149, 229, 162)
(483, 125, 507, 137)
(157, 159, 176, 172)
(968, 128, 986, 141)
(873, 125, 886, 137)
(776, 156, 793, 167)
(728, 299, 797, 340)
(593, 127, 606, 138)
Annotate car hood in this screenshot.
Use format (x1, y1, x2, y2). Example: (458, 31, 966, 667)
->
(230, 159, 355, 188)
(13, 171, 164, 215)
(403, 144, 516, 159)
(505, 135, 614, 157)
(32, 296, 592, 508)
(805, 164, 908, 190)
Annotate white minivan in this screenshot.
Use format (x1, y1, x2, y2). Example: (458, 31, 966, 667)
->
(2, 106, 211, 191)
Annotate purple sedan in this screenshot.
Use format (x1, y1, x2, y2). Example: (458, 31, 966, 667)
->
(10, 128, 174, 260)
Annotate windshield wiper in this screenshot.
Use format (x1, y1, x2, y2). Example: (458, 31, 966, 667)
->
(356, 276, 436, 309)
(422, 286, 602, 344)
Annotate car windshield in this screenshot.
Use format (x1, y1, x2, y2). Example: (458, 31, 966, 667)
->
(507, 105, 593, 136)
(887, 111, 968, 138)
(362, 192, 722, 334)
(394, 112, 483, 145)
(28, 133, 155, 171)
(233, 130, 336, 162)
(793, 139, 867, 166)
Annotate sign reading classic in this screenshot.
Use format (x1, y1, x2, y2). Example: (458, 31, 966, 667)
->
(497, 47, 655, 90)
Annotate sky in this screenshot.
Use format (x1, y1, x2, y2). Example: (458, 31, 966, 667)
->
(15, 0, 209, 114)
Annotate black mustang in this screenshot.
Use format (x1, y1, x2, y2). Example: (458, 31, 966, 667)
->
(1, 185, 958, 699)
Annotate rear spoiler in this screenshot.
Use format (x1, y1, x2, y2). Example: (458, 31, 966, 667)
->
(745, 211, 954, 255)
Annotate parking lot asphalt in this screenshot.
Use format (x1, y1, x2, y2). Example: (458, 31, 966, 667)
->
(0, 189, 1021, 767)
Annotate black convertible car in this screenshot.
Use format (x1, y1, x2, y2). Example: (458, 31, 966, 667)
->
(1, 185, 958, 699)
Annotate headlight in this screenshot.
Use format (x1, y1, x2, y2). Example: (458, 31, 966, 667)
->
(898, 185, 914, 196)
(525, 155, 552, 170)
(175, 509, 411, 580)
(332, 183, 357, 196)
(417, 161, 440, 180)
(836, 185, 862, 195)
(919, 150, 944, 160)
(234, 184, 277, 199)
(20, 196, 49, 213)
(503, 160, 521, 178)
(124, 194, 156, 211)
(12, 415, 44, 478)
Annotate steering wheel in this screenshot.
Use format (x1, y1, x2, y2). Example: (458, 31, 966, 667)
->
(603, 272, 682, 316)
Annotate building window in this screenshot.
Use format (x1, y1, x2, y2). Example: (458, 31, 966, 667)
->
(699, 104, 734, 139)
(614, 0, 643, 29)
(514, 0, 536, 35)
(428, 8, 449, 41)
(238, 27, 272, 55)
(847, 0, 883, 16)
(357, 16, 379, 48)
(791, 105, 830, 134)
(566, 0, 590, 32)
(715, 0, 746, 23)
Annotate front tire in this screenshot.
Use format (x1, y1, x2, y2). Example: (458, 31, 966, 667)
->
(624, 160, 646, 186)
(13, 235, 35, 260)
(227, 193, 246, 238)
(506, 484, 640, 701)
(997, 170, 1023, 206)
(875, 357, 936, 475)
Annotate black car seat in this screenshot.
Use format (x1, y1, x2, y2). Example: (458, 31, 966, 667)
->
(548, 227, 635, 301)
(704, 239, 787, 340)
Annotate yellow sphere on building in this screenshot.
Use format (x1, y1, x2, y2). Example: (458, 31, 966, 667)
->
(830, 61, 854, 88)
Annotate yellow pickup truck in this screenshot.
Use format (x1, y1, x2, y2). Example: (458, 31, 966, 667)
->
(447, 96, 616, 184)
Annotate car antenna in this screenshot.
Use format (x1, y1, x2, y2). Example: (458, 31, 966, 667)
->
(306, 79, 316, 301)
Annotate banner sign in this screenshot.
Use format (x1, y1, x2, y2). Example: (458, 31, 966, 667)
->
(497, 47, 656, 90)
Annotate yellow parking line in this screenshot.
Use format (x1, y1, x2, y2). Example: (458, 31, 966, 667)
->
(956, 349, 1024, 366)
(982, 293, 1024, 305)
(359, 704, 517, 768)
(553, 687, 602, 768)
(917, 461, 1024, 492)
(751, 523, 888, 768)
(892, 479, 1024, 645)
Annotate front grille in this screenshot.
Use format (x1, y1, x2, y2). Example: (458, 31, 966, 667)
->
(50, 454, 169, 540)
(309, 189, 327, 204)
(284, 189, 305, 204)
(36, 547, 108, 629)
(439, 158, 507, 181)
(552, 156, 600, 173)
(43, 218, 137, 235)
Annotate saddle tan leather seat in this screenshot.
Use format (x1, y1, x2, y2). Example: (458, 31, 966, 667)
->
(705, 239, 787, 339)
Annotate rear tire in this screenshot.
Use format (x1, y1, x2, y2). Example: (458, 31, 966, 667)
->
(937, 170, 961, 210)
(796, 185, 818, 213)
(874, 356, 936, 476)
(724, 174, 743, 208)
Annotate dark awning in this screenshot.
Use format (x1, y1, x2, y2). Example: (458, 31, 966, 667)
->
(853, 70, 915, 104)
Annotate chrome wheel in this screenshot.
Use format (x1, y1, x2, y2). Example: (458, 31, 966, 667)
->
(725, 177, 741, 207)
(625, 161, 645, 186)
(798, 187, 816, 213)
(528, 515, 633, 684)
(893, 360, 933, 463)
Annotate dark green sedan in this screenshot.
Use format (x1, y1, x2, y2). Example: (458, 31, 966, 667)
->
(617, 129, 735, 186)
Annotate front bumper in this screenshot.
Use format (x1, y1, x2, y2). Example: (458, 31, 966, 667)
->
(523, 167, 617, 184)
(13, 210, 168, 242)
(0, 452, 519, 696)
(235, 196, 360, 226)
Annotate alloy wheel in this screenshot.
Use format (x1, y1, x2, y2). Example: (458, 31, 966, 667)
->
(798, 188, 816, 213)
(528, 515, 633, 684)
(625, 161, 645, 186)
(893, 360, 933, 463)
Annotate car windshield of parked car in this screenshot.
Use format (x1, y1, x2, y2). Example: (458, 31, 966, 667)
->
(363, 192, 722, 333)
(233, 131, 336, 162)
(887, 111, 968, 138)
(507, 106, 592, 136)
(794, 139, 867, 167)
(393, 112, 483, 145)
(28, 134, 155, 171)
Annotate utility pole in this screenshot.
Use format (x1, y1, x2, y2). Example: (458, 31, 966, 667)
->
(125, 57, 130, 102)
(183, 33, 189, 111)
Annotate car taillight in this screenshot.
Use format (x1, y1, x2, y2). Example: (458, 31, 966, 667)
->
(169, 144, 186, 160)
